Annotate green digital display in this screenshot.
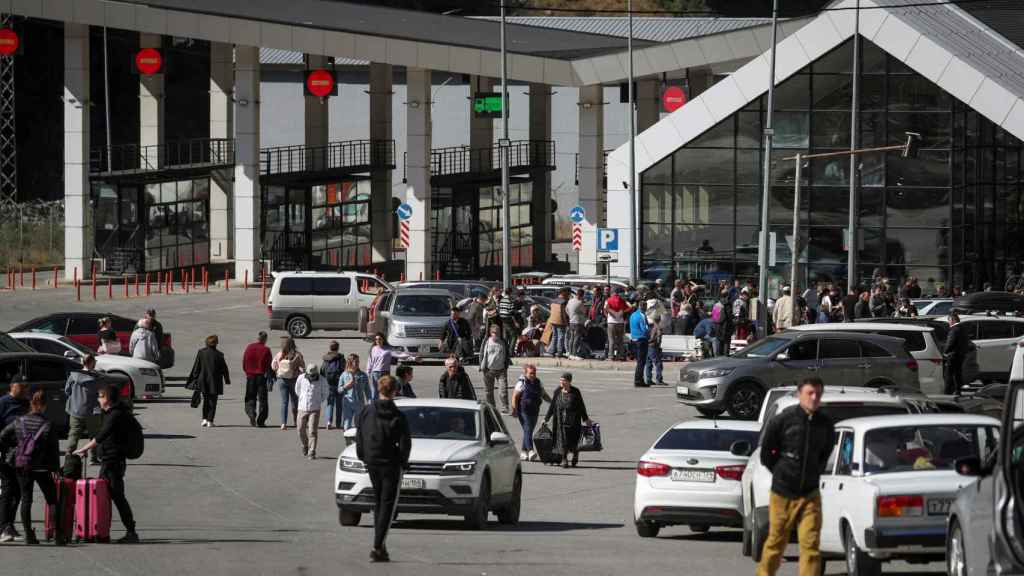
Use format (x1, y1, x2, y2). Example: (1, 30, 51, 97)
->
(473, 92, 504, 118)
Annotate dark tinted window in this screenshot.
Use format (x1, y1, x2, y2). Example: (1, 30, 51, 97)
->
(979, 321, 1015, 340)
(861, 341, 894, 358)
(28, 316, 67, 335)
(0, 360, 22, 386)
(0, 334, 32, 353)
(820, 338, 861, 359)
(959, 321, 980, 340)
(1014, 324, 1024, 338)
(654, 428, 760, 451)
(111, 317, 136, 332)
(68, 315, 99, 335)
(279, 277, 313, 296)
(876, 330, 926, 351)
(313, 277, 351, 296)
(787, 339, 818, 361)
(28, 359, 67, 382)
(818, 403, 908, 422)
(25, 339, 67, 357)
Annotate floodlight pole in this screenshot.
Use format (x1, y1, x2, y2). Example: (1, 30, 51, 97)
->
(756, 0, 780, 338)
(847, 0, 861, 291)
(500, 1, 511, 291)
(628, 0, 638, 288)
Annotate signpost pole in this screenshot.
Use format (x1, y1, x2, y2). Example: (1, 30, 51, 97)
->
(500, 2, 511, 291)
(627, 0, 638, 288)
(757, 0, 780, 339)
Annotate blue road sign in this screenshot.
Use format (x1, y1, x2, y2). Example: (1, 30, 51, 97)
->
(597, 228, 619, 252)
(569, 206, 586, 224)
(396, 203, 413, 221)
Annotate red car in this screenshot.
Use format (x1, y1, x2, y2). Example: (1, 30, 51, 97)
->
(10, 312, 174, 369)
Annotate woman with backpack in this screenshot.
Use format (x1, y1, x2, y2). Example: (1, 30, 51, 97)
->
(272, 337, 305, 430)
(322, 341, 345, 430)
(366, 333, 392, 402)
(0, 389, 62, 545)
(510, 364, 550, 461)
(339, 354, 372, 430)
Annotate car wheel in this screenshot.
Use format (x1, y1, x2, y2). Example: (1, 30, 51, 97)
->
(727, 382, 763, 421)
(635, 520, 660, 538)
(751, 501, 766, 562)
(689, 524, 710, 533)
(948, 519, 967, 576)
(845, 525, 881, 576)
(338, 508, 361, 526)
(696, 407, 725, 418)
(496, 472, 521, 525)
(465, 474, 490, 530)
(286, 316, 311, 338)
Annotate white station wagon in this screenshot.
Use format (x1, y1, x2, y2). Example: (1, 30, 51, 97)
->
(818, 413, 1000, 576)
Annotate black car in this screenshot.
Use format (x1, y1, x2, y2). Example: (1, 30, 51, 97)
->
(953, 291, 1024, 315)
(10, 312, 174, 369)
(0, 352, 130, 437)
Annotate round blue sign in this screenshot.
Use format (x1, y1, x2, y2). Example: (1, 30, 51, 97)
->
(569, 206, 585, 224)
(396, 203, 413, 221)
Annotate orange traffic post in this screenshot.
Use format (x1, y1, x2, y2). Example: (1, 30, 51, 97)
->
(31, 268, 35, 290)
(72, 266, 77, 289)
(185, 270, 190, 294)
(19, 266, 23, 287)
(145, 273, 151, 296)
(203, 268, 209, 292)
(53, 266, 58, 289)
(75, 277, 81, 301)
(134, 274, 140, 297)
(123, 276, 129, 298)
(191, 267, 196, 291)
(224, 269, 229, 291)
(107, 278, 112, 300)
(166, 272, 171, 295)
(260, 270, 266, 305)
(91, 272, 97, 301)
(243, 269, 248, 290)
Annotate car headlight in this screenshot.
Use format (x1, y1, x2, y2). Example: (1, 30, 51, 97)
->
(139, 368, 159, 376)
(441, 461, 477, 476)
(340, 458, 367, 473)
(391, 323, 405, 338)
(700, 368, 734, 379)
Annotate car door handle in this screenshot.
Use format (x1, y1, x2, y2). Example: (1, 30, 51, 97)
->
(806, 366, 818, 371)
(838, 483, 844, 490)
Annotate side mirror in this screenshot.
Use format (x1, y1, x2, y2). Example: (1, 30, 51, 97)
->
(489, 431, 512, 445)
(64, 350, 79, 360)
(730, 440, 753, 457)
(774, 352, 789, 362)
(955, 455, 983, 477)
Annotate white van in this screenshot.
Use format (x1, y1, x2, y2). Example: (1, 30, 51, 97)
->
(267, 271, 390, 338)
(541, 274, 632, 293)
(954, 315, 1024, 383)
(789, 322, 944, 394)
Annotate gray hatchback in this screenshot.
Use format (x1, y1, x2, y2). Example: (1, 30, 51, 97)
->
(676, 331, 920, 420)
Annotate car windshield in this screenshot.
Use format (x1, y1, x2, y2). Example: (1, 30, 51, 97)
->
(654, 428, 759, 451)
(0, 333, 32, 353)
(399, 406, 479, 441)
(393, 295, 452, 317)
(863, 424, 1000, 474)
(733, 336, 791, 359)
(58, 336, 94, 356)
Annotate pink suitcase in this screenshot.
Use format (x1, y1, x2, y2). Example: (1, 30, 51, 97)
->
(45, 475, 76, 542)
(74, 477, 111, 543)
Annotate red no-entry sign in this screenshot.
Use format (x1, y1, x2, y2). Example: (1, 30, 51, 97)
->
(662, 85, 687, 113)
(135, 48, 162, 75)
(0, 29, 19, 56)
(305, 69, 336, 98)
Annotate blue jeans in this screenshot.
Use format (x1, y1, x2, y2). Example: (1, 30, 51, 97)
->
(278, 377, 298, 426)
(341, 395, 363, 430)
(323, 389, 343, 428)
(645, 344, 663, 384)
(370, 370, 388, 401)
(547, 326, 566, 356)
(517, 408, 539, 452)
(633, 338, 649, 385)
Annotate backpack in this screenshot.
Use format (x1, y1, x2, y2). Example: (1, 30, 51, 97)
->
(323, 355, 344, 386)
(14, 417, 50, 470)
(120, 412, 145, 460)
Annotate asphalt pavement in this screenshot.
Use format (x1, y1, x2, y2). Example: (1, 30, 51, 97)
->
(0, 287, 943, 576)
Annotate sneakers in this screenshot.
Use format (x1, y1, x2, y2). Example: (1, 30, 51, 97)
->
(520, 450, 529, 460)
(0, 528, 14, 543)
(116, 531, 140, 544)
(529, 450, 539, 461)
(308, 452, 316, 460)
(302, 446, 309, 457)
(201, 419, 208, 427)
(207, 421, 216, 428)
(23, 530, 38, 546)
(280, 424, 288, 431)
(249, 416, 257, 427)
(369, 548, 390, 562)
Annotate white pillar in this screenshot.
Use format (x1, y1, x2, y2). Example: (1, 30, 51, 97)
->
(577, 85, 604, 276)
(234, 46, 261, 281)
(139, 33, 163, 162)
(637, 78, 660, 132)
(210, 42, 233, 263)
(529, 83, 552, 266)
(370, 62, 393, 263)
(305, 54, 329, 172)
(405, 67, 432, 281)
(469, 75, 494, 172)
(64, 23, 90, 281)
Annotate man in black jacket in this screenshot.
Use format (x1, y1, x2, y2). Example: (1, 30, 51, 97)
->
(756, 376, 834, 576)
(355, 375, 411, 563)
(944, 312, 971, 396)
(438, 357, 477, 400)
(74, 384, 138, 544)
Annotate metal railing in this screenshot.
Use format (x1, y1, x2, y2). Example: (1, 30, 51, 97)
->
(90, 138, 235, 175)
(405, 140, 556, 181)
(260, 139, 395, 177)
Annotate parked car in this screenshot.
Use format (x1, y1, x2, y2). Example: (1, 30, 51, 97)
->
(677, 331, 920, 420)
(914, 299, 955, 316)
(953, 316, 1024, 384)
(953, 291, 1024, 315)
(634, 419, 760, 537)
(335, 398, 521, 530)
(10, 331, 164, 400)
(367, 288, 457, 363)
(946, 339, 1024, 576)
(0, 352, 130, 437)
(10, 312, 175, 369)
(397, 280, 497, 300)
(541, 274, 632, 293)
(859, 317, 951, 347)
(789, 322, 945, 394)
(266, 271, 389, 338)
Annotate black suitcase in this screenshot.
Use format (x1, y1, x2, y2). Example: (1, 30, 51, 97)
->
(532, 423, 560, 464)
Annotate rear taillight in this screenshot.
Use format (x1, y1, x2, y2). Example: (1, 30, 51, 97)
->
(715, 464, 746, 481)
(877, 495, 923, 517)
(906, 359, 918, 372)
(267, 305, 273, 317)
(637, 461, 671, 477)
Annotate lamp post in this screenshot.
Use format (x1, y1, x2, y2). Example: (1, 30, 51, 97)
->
(756, 0, 780, 338)
(628, 0, 638, 288)
(500, 1, 511, 290)
(847, 0, 861, 291)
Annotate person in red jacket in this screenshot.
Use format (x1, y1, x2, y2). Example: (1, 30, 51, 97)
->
(242, 331, 273, 427)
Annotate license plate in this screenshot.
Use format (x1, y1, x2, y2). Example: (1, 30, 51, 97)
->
(401, 478, 425, 490)
(670, 468, 715, 483)
(927, 498, 952, 515)
(676, 385, 689, 396)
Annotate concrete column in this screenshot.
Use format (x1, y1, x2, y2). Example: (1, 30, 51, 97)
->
(64, 23, 90, 281)
(209, 42, 233, 263)
(687, 67, 713, 100)
(469, 75, 494, 172)
(405, 67, 432, 281)
(233, 46, 261, 282)
(637, 78, 660, 132)
(529, 83, 552, 266)
(305, 54, 330, 172)
(139, 33, 163, 164)
(369, 63, 393, 264)
(577, 85, 604, 276)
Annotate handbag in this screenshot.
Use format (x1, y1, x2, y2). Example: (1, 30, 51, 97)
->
(190, 389, 202, 409)
(577, 422, 603, 452)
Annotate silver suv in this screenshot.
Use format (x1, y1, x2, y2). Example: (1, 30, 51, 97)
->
(369, 288, 455, 363)
(676, 331, 920, 420)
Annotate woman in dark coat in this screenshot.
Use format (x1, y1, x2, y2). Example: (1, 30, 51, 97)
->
(188, 335, 231, 427)
(544, 372, 590, 468)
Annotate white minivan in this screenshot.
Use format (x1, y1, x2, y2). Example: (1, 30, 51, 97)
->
(268, 271, 390, 337)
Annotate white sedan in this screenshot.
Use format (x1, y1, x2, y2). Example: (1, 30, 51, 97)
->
(10, 331, 165, 399)
(335, 398, 521, 530)
(819, 413, 999, 576)
(634, 419, 760, 537)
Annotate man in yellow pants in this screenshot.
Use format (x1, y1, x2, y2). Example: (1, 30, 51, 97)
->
(756, 376, 834, 576)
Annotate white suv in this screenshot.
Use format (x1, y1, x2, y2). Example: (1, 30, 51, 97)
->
(335, 399, 521, 530)
(954, 315, 1024, 384)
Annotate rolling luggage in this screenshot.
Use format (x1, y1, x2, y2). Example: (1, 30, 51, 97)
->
(44, 474, 75, 543)
(74, 462, 112, 543)
(532, 423, 560, 464)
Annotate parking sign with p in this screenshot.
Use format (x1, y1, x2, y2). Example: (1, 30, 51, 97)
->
(597, 228, 619, 252)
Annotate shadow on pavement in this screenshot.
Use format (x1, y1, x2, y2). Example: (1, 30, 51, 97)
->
(522, 471, 581, 477)
(132, 463, 212, 468)
(143, 434, 196, 440)
(128, 538, 282, 545)
(663, 530, 742, 543)
(141, 398, 193, 404)
(394, 519, 622, 532)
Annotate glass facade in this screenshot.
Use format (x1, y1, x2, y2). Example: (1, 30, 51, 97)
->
(640, 37, 1023, 292)
(142, 178, 210, 271)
